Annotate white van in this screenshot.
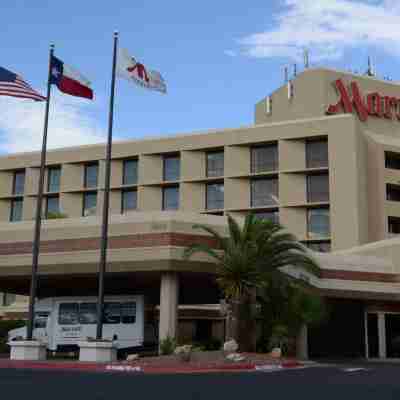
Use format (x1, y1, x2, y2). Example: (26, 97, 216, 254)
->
(8, 295, 146, 352)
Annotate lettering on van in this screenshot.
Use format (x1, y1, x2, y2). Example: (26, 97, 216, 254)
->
(326, 79, 400, 122)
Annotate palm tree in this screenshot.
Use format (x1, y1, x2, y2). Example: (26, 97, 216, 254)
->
(184, 213, 320, 352)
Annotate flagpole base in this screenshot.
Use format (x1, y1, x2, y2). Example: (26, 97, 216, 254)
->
(78, 341, 117, 362)
(9, 340, 47, 361)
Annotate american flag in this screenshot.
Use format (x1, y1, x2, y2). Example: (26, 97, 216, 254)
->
(0, 66, 46, 101)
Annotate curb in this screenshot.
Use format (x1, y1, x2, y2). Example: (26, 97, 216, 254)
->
(0, 360, 304, 375)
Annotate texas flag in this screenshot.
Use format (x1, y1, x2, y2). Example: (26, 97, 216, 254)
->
(50, 56, 93, 99)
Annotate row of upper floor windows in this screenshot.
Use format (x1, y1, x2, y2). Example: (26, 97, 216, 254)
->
(8, 139, 329, 196)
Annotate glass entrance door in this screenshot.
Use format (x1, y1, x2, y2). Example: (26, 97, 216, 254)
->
(366, 313, 379, 358)
(385, 314, 400, 358)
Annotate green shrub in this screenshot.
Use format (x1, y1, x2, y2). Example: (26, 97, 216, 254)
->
(159, 336, 176, 355)
(0, 319, 26, 354)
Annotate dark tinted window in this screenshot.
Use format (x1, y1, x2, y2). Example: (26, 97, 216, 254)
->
(307, 174, 329, 202)
(388, 216, 400, 234)
(206, 151, 224, 177)
(123, 159, 138, 185)
(79, 303, 97, 324)
(47, 167, 61, 192)
(254, 210, 279, 224)
(306, 241, 331, 252)
(307, 208, 330, 238)
(13, 170, 25, 195)
(58, 303, 79, 325)
(45, 195, 60, 218)
(10, 199, 23, 222)
(84, 163, 98, 188)
(251, 178, 279, 207)
(122, 189, 137, 213)
(121, 302, 136, 324)
(387, 184, 400, 201)
(103, 302, 121, 324)
(162, 186, 179, 210)
(83, 192, 97, 216)
(385, 152, 400, 170)
(306, 139, 328, 168)
(251, 144, 278, 173)
(206, 183, 224, 210)
(163, 155, 180, 181)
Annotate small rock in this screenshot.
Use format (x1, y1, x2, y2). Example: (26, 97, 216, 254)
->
(126, 354, 139, 361)
(223, 339, 239, 353)
(270, 348, 282, 358)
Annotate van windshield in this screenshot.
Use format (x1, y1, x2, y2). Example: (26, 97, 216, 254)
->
(34, 312, 49, 329)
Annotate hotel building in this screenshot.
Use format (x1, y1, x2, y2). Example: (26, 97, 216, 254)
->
(1, 67, 400, 359)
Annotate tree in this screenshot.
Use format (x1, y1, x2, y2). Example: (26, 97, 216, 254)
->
(184, 213, 320, 352)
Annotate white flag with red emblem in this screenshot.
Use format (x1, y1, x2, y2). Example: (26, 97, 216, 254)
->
(116, 48, 167, 94)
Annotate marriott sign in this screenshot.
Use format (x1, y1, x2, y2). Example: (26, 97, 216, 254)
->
(326, 79, 400, 122)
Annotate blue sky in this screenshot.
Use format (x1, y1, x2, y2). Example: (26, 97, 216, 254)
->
(1, 0, 400, 153)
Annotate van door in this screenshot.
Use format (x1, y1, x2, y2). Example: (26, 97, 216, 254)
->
(55, 302, 82, 348)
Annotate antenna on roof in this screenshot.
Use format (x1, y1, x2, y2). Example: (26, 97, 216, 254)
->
(304, 49, 309, 69)
(366, 56, 375, 77)
(284, 66, 289, 83)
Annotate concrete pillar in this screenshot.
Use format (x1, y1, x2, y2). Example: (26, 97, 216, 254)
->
(159, 272, 179, 342)
(378, 313, 386, 359)
(296, 324, 308, 360)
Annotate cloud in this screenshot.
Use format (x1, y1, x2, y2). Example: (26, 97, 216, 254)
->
(237, 0, 400, 62)
(0, 94, 108, 154)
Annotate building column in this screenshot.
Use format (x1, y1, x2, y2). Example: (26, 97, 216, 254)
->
(159, 272, 179, 343)
(378, 313, 386, 359)
(296, 324, 308, 360)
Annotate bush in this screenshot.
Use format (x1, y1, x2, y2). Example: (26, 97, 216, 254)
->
(159, 336, 176, 355)
(0, 319, 26, 354)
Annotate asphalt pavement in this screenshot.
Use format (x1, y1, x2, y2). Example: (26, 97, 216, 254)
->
(1, 363, 400, 400)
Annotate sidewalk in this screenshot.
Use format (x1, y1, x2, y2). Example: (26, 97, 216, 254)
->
(0, 353, 306, 375)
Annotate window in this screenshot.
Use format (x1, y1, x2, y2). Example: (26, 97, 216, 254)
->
(10, 199, 23, 222)
(306, 139, 328, 168)
(307, 174, 329, 202)
(162, 186, 179, 210)
(84, 163, 98, 188)
(121, 302, 136, 324)
(385, 152, 400, 170)
(251, 144, 278, 173)
(103, 302, 121, 324)
(254, 210, 279, 224)
(47, 166, 61, 192)
(387, 184, 400, 202)
(121, 189, 137, 213)
(307, 208, 330, 238)
(2, 293, 16, 307)
(12, 170, 25, 195)
(123, 159, 138, 185)
(206, 151, 224, 177)
(388, 216, 400, 234)
(306, 241, 331, 253)
(206, 183, 224, 210)
(82, 192, 97, 216)
(45, 195, 60, 218)
(58, 303, 79, 325)
(163, 155, 180, 181)
(34, 312, 50, 329)
(251, 178, 279, 207)
(79, 303, 97, 324)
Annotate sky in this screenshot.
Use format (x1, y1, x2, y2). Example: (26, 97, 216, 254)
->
(2, 0, 400, 154)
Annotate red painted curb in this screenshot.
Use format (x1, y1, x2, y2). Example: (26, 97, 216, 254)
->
(0, 360, 303, 374)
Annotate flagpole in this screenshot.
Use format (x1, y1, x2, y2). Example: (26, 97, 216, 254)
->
(26, 44, 54, 341)
(96, 31, 118, 340)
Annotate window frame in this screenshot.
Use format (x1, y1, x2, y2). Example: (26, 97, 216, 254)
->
(250, 143, 279, 173)
(206, 150, 224, 178)
(122, 159, 138, 186)
(250, 177, 279, 207)
(306, 173, 330, 203)
(163, 154, 180, 182)
(84, 162, 99, 189)
(305, 139, 329, 169)
(45, 194, 60, 218)
(162, 185, 180, 210)
(205, 182, 224, 210)
(121, 188, 138, 213)
(82, 191, 97, 217)
(12, 170, 25, 196)
(10, 198, 23, 222)
(307, 207, 330, 239)
(47, 166, 61, 193)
